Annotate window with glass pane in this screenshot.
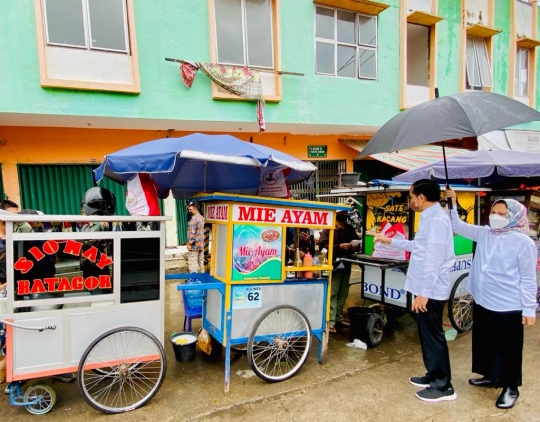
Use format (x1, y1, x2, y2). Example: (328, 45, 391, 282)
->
(215, 0, 274, 68)
(314, 7, 377, 80)
(465, 37, 492, 89)
(44, 0, 86, 47)
(515, 48, 529, 97)
(88, 0, 127, 52)
(43, 0, 129, 53)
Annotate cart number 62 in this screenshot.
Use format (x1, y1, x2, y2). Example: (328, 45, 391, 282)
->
(247, 292, 260, 301)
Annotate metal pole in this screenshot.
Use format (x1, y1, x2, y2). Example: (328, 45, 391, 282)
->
(165, 57, 305, 77)
(435, 87, 453, 210)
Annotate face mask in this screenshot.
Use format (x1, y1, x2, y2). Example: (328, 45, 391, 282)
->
(489, 214, 509, 230)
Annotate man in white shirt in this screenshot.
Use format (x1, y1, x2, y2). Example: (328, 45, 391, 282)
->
(375, 179, 456, 402)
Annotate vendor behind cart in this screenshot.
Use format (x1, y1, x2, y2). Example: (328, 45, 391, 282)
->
(319, 210, 360, 333)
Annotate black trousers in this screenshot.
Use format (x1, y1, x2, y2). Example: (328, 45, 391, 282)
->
(415, 299, 452, 390)
(472, 302, 523, 388)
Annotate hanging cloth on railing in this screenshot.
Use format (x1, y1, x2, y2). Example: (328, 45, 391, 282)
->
(180, 61, 265, 133)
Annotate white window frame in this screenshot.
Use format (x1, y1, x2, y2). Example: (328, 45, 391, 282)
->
(42, 0, 130, 54)
(314, 6, 377, 80)
(465, 36, 493, 89)
(515, 47, 530, 98)
(214, 0, 275, 69)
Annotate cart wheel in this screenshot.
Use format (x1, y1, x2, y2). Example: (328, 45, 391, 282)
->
(448, 273, 473, 332)
(363, 313, 384, 347)
(78, 327, 166, 414)
(247, 305, 311, 383)
(24, 384, 56, 415)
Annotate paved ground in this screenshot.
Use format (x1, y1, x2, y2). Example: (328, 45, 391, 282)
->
(3, 265, 540, 421)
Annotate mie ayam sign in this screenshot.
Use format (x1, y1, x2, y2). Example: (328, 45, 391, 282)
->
(206, 203, 334, 227)
(232, 204, 332, 227)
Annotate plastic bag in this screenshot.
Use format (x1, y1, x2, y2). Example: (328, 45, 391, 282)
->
(346, 339, 367, 350)
(372, 221, 409, 261)
(197, 328, 212, 356)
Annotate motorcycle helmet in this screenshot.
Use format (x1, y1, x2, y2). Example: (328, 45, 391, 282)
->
(81, 187, 116, 216)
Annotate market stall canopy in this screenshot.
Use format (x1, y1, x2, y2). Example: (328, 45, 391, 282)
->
(393, 150, 540, 184)
(340, 140, 470, 171)
(94, 133, 316, 199)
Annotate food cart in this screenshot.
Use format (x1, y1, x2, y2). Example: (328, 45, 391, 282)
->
(0, 213, 169, 414)
(319, 182, 489, 347)
(172, 193, 348, 394)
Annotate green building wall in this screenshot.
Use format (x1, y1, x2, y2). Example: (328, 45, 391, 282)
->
(0, 0, 539, 129)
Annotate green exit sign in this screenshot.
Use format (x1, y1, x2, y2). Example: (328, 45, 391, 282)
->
(308, 145, 327, 158)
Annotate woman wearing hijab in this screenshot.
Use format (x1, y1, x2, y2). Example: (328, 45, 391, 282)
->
(446, 190, 537, 409)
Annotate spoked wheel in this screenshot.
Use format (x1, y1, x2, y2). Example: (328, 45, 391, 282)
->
(247, 306, 311, 383)
(363, 313, 384, 348)
(24, 384, 57, 415)
(78, 327, 167, 414)
(448, 273, 473, 332)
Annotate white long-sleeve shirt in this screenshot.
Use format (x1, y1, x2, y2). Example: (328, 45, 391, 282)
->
(449, 209, 537, 317)
(391, 203, 456, 300)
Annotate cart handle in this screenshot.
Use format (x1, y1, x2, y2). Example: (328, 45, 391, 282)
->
(0, 319, 56, 332)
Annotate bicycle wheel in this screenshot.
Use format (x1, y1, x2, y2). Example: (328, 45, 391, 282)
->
(247, 306, 311, 383)
(24, 384, 56, 415)
(78, 327, 166, 414)
(448, 273, 473, 332)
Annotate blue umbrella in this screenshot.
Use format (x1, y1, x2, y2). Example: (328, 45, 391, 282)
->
(393, 150, 540, 185)
(94, 133, 316, 199)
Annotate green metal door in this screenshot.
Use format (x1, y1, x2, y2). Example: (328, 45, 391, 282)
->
(176, 199, 188, 244)
(18, 165, 95, 214)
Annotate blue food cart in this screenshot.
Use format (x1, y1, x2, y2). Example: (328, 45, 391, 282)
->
(172, 193, 348, 394)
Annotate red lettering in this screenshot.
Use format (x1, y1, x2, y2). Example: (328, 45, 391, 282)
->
(43, 240, 59, 255)
(44, 277, 59, 292)
(281, 210, 292, 223)
(14, 257, 33, 274)
(17, 280, 30, 295)
(96, 253, 113, 270)
(218, 206, 228, 219)
(28, 246, 45, 261)
(71, 276, 84, 290)
(63, 240, 83, 256)
(264, 208, 276, 222)
(99, 275, 112, 289)
(57, 277, 73, 292)
(81, 246, 98, 263)
(313, 212, 328, 226)
(238, 246, 252, 257)
(292, 210, 303, 223)
(302, 212, 313, 225)
(238, 206, 255, 221)
(85, 276, 99, 290)
(30, 279, 47, 294)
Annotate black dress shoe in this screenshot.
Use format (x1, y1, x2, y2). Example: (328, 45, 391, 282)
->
(496, 387, 519, 409)
(469, 377, 493, 387)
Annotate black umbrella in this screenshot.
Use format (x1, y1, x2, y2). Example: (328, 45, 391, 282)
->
(359, 90, 540, 207)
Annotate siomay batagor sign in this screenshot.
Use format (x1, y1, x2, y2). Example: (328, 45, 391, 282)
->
(14, 240, 113, 295)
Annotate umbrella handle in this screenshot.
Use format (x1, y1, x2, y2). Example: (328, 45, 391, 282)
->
(441, 141, 453, 210)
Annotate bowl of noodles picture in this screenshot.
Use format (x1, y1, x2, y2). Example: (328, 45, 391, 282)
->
(261, 228, 280, 243)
